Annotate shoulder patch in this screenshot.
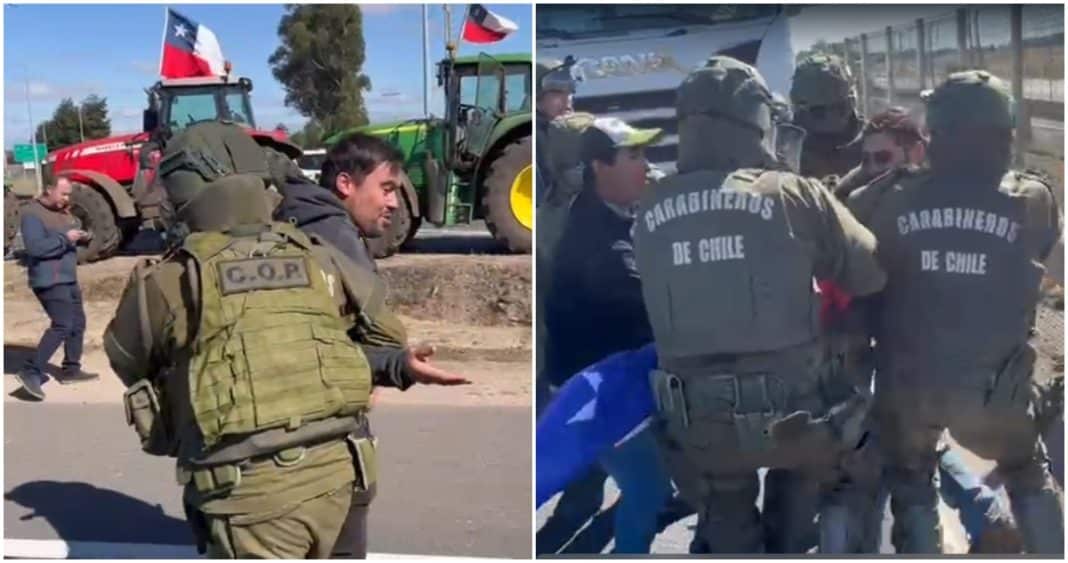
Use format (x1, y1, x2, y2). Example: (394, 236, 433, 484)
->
(216, 256, 311, 295)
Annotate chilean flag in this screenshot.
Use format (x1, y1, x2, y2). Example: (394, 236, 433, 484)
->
(461, 4, 518, 44)
(160, 8, 226, 78)
(536, 344, 657, 507)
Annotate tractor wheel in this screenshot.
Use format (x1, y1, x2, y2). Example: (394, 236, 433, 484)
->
(70, 183, 121, 263)
(482, 136, 532, 253)
(5, 190, 22, 255)
(365, 189, 418, 260)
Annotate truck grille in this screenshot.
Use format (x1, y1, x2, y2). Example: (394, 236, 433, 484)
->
(573, 88, 679, 170)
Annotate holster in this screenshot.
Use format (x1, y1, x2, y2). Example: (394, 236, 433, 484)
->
(650, 369, 782, 452)
(985, 343, 1037, 411)
(122, 379, 173, 457)
(345, 434, 378, 494)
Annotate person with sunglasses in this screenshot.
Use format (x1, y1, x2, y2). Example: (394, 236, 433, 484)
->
(830, 107, 927, 200)
(790, 54, 865, 180)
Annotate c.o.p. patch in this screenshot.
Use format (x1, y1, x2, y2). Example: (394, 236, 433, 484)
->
(216, 257, 311, 295)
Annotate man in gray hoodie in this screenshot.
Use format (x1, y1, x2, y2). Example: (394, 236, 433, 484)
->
(274, 133, 461, 559)
(17, 178, 99, 400)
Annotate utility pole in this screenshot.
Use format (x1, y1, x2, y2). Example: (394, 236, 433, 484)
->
(78, 103, 85, 143)
(24, 70, 43, 194)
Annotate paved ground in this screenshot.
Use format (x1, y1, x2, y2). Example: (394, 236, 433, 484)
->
(4, 401, 531, 558)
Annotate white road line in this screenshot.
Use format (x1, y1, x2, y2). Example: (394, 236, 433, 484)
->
(3, 538, 499, 560)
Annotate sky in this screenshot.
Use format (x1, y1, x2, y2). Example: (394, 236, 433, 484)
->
(3, 3, 532, 148)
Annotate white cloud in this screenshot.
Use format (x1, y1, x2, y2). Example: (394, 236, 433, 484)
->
(361, 5, 399, 16)
(4, 80, 105, 104)
(130, 60, 159, 76)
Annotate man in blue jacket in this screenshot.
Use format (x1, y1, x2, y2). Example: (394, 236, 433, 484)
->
(17, 178, 98, 400)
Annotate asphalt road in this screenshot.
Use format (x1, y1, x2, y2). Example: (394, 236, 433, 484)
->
(4, 401, 531, 558)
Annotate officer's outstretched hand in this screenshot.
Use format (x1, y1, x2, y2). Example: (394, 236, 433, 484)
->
(407, 343, 472, 386)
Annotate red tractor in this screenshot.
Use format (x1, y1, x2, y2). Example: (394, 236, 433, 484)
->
(36, 75, 298, 262)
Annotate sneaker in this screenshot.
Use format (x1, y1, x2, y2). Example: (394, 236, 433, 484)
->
(58, 368, 100, 385)
(14, 370, 46, 401)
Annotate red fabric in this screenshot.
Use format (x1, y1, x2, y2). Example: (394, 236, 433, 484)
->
(462, 19, 508, 43)
(817, 279, 853, 328)
(160, 43, 214, 79)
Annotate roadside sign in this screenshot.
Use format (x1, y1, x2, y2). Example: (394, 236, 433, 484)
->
(12, 144, 48, 164)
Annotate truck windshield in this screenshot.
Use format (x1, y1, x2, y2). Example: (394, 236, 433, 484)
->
(537, 5, 780, 37)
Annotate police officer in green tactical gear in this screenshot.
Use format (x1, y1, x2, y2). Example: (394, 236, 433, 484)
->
(791, 53, 864, 180)
(103, 122, 468, 558)
(847, 70, 1064, 554)
(631, 55, 887, 554)
(536, 56, 578, 207)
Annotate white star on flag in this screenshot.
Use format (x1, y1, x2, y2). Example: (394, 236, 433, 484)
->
(174, 23, 189, 38)
(565, 371, 603, 425)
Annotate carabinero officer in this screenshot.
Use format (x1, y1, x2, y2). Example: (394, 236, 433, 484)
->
(631, 56, 887, 553)
(847, 70, 1064, 554)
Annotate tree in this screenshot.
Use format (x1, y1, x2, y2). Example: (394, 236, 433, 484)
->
(79, 95, 112, 140)
(269, 5, 372, 136)
(289, 120, 325, 149)
(36, 95, 111, 149)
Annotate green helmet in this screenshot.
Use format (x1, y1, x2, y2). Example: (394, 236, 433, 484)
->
(923, 70, 1015, 132)
(158, 121, 274, 232)
(790, 53, 856, 108)
(537, 57, 577, 96)
(679, 56, 775, 133)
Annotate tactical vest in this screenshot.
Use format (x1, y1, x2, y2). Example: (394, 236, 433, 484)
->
(633, 168, 821, 364)
(872, 170, 1054, 371)
(181, 222, 371, 449)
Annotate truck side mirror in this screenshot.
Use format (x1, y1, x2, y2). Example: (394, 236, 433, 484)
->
(143, 108, 159, 133)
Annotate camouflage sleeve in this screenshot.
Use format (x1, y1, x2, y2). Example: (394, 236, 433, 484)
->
(805, 177, 887, 297)
(103, 259, 188, 387)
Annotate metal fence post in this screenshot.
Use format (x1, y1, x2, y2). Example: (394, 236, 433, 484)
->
(859, 34, 870, 116)
(916, 18, 928, 91)
(957, 8, 970, 68)
(1010, 4, 1030, 162)
(886, 26, 895, 107)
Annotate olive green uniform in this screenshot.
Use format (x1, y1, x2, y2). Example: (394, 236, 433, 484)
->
(848, 166, 1064, 554)
(104, 223, 409, 558)
(104, 122, 412, 558)
(632, 58, 886, 553)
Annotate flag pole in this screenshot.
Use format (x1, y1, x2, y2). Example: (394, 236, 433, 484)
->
(444, 4, 455, 61)
(158, 5, 168, 77)
(422, 4, 429, 118)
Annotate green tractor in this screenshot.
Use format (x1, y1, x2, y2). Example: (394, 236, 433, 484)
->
(326, 52, 532, 257)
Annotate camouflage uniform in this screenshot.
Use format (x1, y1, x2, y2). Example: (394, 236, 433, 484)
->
(848, 71, 1064, 554)
(632, 57, 886, 553)
(791, 54, 864, 181)
(104, 123, 410, 558)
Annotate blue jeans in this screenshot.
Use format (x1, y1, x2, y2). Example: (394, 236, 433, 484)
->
(600, 426, 673, 553)
(26, 283, 85, 376)
(937, 447, 1012, 545)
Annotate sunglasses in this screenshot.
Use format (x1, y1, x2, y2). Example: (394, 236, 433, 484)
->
(862, 150, 895, 168)
(799, 102, 848, 120)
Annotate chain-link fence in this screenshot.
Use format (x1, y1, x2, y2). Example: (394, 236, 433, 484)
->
(836, 5, 1063, 159)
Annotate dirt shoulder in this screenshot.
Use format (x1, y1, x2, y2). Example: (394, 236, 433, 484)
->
(4, 255, 531, 408)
